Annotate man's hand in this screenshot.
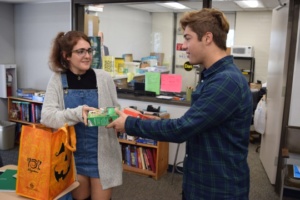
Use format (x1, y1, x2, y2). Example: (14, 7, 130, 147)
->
(106, 108, 128, 133)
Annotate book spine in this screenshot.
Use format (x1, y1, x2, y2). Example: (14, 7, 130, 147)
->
(121, 144, 126, 164)
(134, 146, 138, 168)
(139, 147, 146, 170)
(143, 148, 151, 171)
(126, 145, 131, 166)
(130, 145, 137, 167)
(146, 148, 156, 173)
(137, 147, 142, 169)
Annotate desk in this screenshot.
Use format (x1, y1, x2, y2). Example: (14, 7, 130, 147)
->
(0, 165, 79, 200)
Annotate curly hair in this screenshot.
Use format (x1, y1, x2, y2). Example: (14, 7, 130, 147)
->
(48, 31, 91, 72)
(180, 8, 229, 51)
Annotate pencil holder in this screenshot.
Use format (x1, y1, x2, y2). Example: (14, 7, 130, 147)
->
(186, 87, 193, 101)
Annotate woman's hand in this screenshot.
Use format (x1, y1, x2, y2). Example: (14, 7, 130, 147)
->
(82, 105, 97, 126)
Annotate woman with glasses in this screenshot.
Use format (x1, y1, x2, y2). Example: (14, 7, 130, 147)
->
(41, 31, 122, 200)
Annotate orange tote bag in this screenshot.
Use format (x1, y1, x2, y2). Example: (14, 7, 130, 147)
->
(16, 124, 77, 200)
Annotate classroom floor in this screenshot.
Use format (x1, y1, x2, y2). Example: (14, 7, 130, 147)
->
(0, 142, 299, 199)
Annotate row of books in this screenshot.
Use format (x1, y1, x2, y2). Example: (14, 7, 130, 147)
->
(121, 144, 156, 173)
(118, 132, 157, 145)
(9, 101, 42, 123)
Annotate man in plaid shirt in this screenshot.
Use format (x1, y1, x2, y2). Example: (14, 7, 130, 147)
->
(107, 8, 252, 200)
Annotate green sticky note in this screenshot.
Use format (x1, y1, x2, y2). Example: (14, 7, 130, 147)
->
(145, 72, 161, 95)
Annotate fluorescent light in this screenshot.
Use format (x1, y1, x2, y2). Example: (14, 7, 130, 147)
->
(161, 2, 189, 9)
(87, 5, 103, 12)
(235, 1, 264, 8)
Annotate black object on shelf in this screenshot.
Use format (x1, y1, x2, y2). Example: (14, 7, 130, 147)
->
(147, 105, 160, 112)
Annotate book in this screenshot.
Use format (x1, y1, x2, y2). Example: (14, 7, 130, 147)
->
(134, 146, 138, 168)
(146, 148, 156, 173)
(138, 147, 146, 170)
(136, 147, 142, 169)
(143, 149, 151, 171)
(0, 169, 17, 191)
(103, 56, 115, 76)
(293, 165, 300, 178)
(16, 88, 40, 94)
(115, 57, 125, 74)
(136, 137, 157, 145)
(130, 145, 137, 167)
(125, 145, 131, 166)
(121, 145, 126, 164)
(152, 149, 157, 168)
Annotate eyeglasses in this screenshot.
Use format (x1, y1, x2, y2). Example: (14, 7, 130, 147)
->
(71, 48, 94, 56)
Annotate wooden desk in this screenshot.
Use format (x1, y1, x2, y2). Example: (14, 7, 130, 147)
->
(0, 165, 79, 200)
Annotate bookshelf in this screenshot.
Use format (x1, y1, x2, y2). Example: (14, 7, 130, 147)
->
(118, 113, 169, 180)
(7, 96, 43, 125)
(118, 138, 169, 180)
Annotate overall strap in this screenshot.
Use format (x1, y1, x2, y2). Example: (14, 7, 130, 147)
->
(61, 73, 68, 92)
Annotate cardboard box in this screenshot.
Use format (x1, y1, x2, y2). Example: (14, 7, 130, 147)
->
(123, 107, 153, 119)
(250, 83, 262, 90)
(84, 14, 99, 37)
(87, 107, 118, 126)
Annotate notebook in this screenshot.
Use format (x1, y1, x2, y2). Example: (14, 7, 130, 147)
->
(293, 165, 300, 179)
(0, 169, 17, 191)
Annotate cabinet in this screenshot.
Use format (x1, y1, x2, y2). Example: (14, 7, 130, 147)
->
(0, 64, 17, 98)
(118, 139, 169, 180)
(7, 97, 43, 125)
(233, 57, 255, 83)
(118, 113, 169, 180)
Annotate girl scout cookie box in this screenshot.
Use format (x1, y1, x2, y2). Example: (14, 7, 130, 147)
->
(87, 107, 119, 126)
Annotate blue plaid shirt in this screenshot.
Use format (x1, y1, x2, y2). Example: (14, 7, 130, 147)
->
(125, 56, 252, 200)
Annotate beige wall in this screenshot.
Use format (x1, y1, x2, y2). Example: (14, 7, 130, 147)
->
(235, 11, 272, 83)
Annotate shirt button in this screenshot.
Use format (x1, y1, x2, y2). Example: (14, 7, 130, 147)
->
(185, 154, 188, 157)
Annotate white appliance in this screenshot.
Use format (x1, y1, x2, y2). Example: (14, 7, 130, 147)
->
(231, 46, 254, 57)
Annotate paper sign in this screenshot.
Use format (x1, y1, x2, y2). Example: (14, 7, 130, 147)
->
(88, 20, 93, 37)
(160, 74, 182, 93)
(145, 72, 160, 95)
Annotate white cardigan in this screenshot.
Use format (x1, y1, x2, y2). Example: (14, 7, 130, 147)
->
(41, 69, 122, 189)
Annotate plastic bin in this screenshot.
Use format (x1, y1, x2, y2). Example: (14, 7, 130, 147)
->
(0, 120, 16, 150)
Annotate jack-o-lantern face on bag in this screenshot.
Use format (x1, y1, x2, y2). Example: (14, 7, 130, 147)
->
(54, 143, 71, 182)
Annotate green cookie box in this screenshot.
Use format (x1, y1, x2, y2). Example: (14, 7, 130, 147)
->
(87, 107, 119, 127)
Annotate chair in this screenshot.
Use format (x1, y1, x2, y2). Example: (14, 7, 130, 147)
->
(279, 126, 300, 200)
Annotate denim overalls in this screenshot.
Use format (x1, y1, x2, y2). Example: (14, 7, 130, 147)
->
(61, 73, 99, 178)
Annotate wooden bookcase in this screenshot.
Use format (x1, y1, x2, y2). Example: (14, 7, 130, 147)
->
(118, 113, 169, 180)
(118, 138, 169, 180)
(7, 96, 43, 125)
